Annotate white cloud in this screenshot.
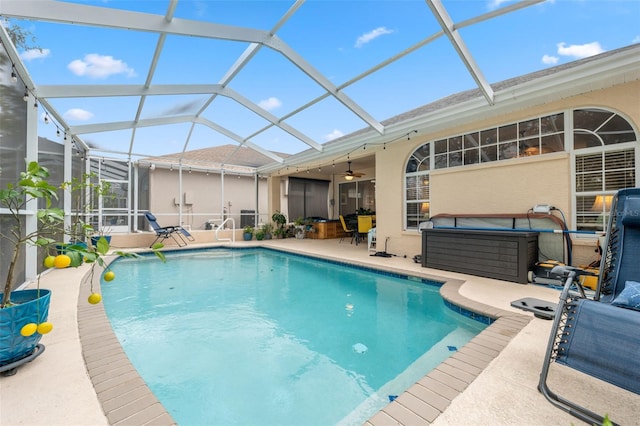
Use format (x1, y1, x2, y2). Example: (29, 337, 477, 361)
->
(21, 48, 51, 61)
(355, 27, 394, 48)
(489, 0, 554, 10)
(63, 108, 94, 121)
(258, 97, 282, 111)
(542, 54, 559, 65)
(487, 0, 511, 10)
(324, 129, 344, 141)
(556, 42, 604, 59)
(67, 53, 135, 79)
(633, 35, 640, 44)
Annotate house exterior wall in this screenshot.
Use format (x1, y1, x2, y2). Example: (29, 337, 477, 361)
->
(148, 168, 268, 231)
(373, 79, 640, 264)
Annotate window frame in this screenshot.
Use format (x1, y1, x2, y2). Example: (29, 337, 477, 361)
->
(570, 108, 639, 236)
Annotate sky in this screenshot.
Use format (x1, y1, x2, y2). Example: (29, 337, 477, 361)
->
(6, 0, 640, 159)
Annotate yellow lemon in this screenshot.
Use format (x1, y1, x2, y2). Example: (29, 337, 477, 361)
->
(37, 322, 53, 334)
(88, 293, 102, 304)
(53, 254, 71, 269)
(43, 255, 56, 268)
(103, 271, 115, 282)
(20, 323, 38, 337)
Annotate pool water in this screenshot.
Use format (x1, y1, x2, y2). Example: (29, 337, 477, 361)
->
(102, 248, 486, 425)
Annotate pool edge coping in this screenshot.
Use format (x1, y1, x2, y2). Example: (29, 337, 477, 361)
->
(77, 247, 532, 426)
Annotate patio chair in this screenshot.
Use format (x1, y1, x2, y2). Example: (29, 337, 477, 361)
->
(144, 212, 194, 248)
(368, 227, 377, 253)
(356, 215, 373, 245)
(339, 215, 355, 244)
(538, 188, 640, 425)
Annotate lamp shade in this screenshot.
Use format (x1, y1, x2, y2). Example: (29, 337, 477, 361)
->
(345, 175, 354, 181)
(591, 195, 613, 212)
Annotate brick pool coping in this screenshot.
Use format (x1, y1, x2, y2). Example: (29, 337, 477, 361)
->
(78, 254, 531, 425)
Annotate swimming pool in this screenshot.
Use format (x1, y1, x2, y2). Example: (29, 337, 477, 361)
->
(101, 248, 487, 425)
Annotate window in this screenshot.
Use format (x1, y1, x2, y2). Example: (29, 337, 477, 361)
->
(288, 177, 330, 220)
(338, 179, 375, 216)
(433, 113, 564, 170)
(405, 144, 430, 229)
(573, 109, 637, 233)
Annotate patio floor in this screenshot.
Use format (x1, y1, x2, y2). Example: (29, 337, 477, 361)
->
(1, 237, 638, 425)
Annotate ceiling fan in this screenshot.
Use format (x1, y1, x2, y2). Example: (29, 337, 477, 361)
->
(341, 161, 365, 180)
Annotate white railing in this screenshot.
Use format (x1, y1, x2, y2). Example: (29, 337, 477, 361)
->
(215, 218, 236, 242)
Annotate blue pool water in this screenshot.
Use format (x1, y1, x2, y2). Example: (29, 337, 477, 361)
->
(102, 248, 487, 425)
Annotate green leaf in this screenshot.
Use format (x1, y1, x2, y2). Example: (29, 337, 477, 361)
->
(67, 251, 83, 268)
(95, 237, 109, 255)
(113, 251, 139, 259)
(34, 237, 55, 247)
(26, 161, 40, 174)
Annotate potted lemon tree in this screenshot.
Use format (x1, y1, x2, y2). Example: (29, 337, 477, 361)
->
(0, 162, 163, 375)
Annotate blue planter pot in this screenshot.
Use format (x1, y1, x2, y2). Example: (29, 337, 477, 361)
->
(91, 235, 112, 247)
(0, 289, 51, 367)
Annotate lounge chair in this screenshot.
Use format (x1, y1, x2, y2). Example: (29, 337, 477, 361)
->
(538, 188, 640, 425)
(144, 212, 195, 248)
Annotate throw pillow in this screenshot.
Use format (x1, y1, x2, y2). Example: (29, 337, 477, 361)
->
(611, 280, 640, 311)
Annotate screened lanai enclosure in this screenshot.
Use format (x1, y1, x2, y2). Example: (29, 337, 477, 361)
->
(1, 0, 639, 291)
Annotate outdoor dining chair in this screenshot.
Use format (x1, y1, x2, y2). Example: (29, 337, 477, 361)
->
(339, 215, 355, 244)
(356, 215, 373, 246)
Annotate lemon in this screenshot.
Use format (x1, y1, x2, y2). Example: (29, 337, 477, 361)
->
(88, 293, 102, 304)
(43, 255, 56, 268)
(37, 322, 53, 334)
(20, 323, 38, 337)
(53, 254, 71, 269)
(103, 271, 115, 282)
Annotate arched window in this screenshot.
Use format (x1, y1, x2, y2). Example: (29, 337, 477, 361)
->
(405, 144, 430, 229)
(573, 108, 638, 233)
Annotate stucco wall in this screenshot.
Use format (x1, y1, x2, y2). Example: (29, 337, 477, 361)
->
(373, 79, 640, 263)
(149, 169, 268, 231)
